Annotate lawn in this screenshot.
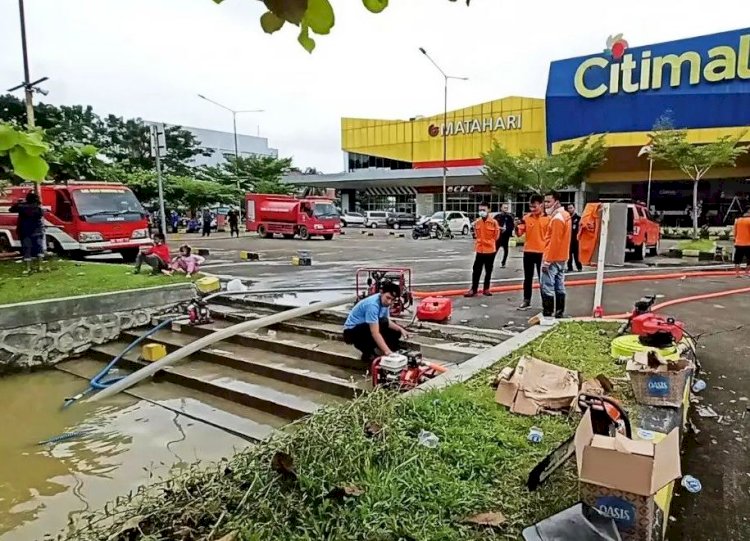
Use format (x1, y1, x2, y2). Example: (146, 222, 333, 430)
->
(676, 238, 716, 252)
(72, 322, 625, 541)
(0, 259, 191, 306)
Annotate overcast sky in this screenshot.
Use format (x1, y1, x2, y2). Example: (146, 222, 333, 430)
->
(0, 0, 746, 172)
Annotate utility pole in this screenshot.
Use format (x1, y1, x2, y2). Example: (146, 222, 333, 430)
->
(150, 123, 168, 237)
(419, 48, 467, 222)
(18, 0, 34, 129)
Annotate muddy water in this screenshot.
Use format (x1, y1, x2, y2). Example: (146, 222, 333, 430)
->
(0, 369, 245, 540)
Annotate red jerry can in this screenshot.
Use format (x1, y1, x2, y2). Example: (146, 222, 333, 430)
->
(416, 296, 453, 323)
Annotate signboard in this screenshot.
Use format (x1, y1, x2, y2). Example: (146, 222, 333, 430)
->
(428, 114, 522, 137)
(546, 28, 750, 144)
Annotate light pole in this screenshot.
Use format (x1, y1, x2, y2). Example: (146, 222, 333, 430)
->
(638, 144, 654, 210)
(197, 94, 264, 194)
(419, 48, 467, 220)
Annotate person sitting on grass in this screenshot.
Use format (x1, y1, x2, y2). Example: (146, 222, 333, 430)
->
(10, 192, 45, 275)
(163, 244, 204, 278)
(133, 233, 170, 274)
(342, 281, 410, 365)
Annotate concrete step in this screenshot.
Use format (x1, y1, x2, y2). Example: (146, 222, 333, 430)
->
(90, 341, 349, 420)
(207, 309, 486, 364)
(121, 327, 368, 398)
(55, 357, 285, 442)
(171, 319, 364, 370)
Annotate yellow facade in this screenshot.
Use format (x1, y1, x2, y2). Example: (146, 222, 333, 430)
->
(341, 97, 546, 166)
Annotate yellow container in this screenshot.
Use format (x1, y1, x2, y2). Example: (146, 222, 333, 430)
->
(195, 276, 220, 294)
(610, 334, 682, 361)
(141, 343, 167, 362)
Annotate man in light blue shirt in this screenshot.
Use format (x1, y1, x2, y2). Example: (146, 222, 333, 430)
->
(343, 281, 409, 363)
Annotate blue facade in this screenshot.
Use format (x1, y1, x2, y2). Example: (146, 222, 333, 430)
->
(546, 28, 750, 145)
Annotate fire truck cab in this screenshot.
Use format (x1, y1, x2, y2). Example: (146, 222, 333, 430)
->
(0, 182, 152, 261)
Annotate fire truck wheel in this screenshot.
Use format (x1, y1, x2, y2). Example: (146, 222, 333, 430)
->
(298, 226, 310, 240)
(633, 243, 644, 260)
(119, 248, 140, 263)
(0, 234, 11, 254)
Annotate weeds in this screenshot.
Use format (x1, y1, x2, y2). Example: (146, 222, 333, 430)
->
(70, 323, 623, 541)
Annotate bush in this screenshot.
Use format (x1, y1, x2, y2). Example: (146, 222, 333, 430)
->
(699, 225, 710, 239)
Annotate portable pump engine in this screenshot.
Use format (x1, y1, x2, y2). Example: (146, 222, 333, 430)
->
(186, 295, 213, 326)
(355, 268, 413, 317)
(370, 351, 443, 391)
(625, 295, 685, 348)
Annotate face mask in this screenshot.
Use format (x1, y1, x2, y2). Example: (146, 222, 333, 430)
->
(545, 206, 554, 216)
(479, 210, 487, 218)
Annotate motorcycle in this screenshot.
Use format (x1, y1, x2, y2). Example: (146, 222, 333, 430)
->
(411, 217, 453, 240)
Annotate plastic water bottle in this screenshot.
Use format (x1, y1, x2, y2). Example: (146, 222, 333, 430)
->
(418, 430, 439, 448)
(692, 379, 707, 393)
(528, 427, 544, 443)
(681, 475, 702, 493)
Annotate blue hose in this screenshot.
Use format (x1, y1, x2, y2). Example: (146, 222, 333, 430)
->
(62, 317, 175, 409)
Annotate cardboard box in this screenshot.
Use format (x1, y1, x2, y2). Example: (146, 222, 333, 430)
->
(575, 410, 681, 541)
(626, 352, 692, 408)
(495, 356, 580, 415)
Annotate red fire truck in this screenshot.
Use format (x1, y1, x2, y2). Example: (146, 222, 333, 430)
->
(0, 183, 152, 260)
(245, 194, 340, 240)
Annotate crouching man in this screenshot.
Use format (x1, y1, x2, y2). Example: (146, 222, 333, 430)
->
(343, 282, 410, 364)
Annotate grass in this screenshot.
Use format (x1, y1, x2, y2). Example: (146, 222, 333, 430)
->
(71, 322, 624, 541)
(676, 238, 716, 252)
(0, 259, 191, 306)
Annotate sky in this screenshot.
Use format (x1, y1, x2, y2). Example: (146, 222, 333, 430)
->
(0, 0, 747, 172)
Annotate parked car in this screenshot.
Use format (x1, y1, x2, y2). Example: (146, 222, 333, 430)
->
(386, 212, 417, 229)
(626, 202, 661, 259)
(340, 211, 366, 227)
(429, 211, 471, 236)
(364, 211, 390, 229)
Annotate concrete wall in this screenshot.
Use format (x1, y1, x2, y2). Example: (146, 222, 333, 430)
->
(0, 284, 193, 373)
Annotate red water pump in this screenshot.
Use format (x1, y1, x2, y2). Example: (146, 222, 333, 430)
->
(626, 295, 684, 348)
(186, 296, 213, 326)
(416, 296, 453, 323)
(370, 350, 445, 391)
(355, 268, 413, 317)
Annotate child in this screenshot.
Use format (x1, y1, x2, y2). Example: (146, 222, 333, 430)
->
(165, 244, 204, 278)
(134, 233, 170, 274)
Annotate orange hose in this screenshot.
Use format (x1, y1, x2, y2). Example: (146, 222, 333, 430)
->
(412, 270, 738, 299)
(602, 284, 750, 319)
(425, 361, 448, 373)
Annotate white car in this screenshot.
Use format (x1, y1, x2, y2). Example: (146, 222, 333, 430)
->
(340, 211, 366, 227)
(429, 211, 471, 236)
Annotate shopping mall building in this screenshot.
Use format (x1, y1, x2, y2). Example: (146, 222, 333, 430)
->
(288, 27, 750, 225)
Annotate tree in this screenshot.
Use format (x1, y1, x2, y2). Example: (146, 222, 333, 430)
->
(212, 0, 470, 53)
(0, 94, 209, 177)
(0, 123, 50, 182)
(198, 154, 293, 194)
(649, 116, 749, 238)
(481, 135, 607, 196)
(168, 177, 237, 213)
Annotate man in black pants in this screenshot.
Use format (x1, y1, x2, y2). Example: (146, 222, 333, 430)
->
(517, 195, 549, 310)
(494, 203, 515, 268)
(465, 202, 500, 297)
(343, 281, 410, 364)
(567, 204, 583, 272)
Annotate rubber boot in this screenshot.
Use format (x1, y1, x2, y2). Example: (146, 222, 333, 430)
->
(542, 295, 555, 318)
(555, 293, 567, 319)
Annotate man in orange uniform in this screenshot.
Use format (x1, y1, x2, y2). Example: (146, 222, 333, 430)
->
(541, 190, 572, 318)
(517, 195, 550, 310)
(733, 208, 750, 276)
(465, 202, 500, 297)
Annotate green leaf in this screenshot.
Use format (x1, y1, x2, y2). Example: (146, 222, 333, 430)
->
(304, 0, 334, 35)
(265, 0, 308, 25)
(17, 131, 49, 157)
(80, 144, 98, 157)
(0, 124, 20, 151)
(298, 24, 316, 53)
(10, 146, 49, 181)
(260, 11, 286, 33)
(362, 0, 388, 13)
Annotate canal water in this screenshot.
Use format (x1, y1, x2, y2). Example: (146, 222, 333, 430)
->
(0, 369, 246, 540)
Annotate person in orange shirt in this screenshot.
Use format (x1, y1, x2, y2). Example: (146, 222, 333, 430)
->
(516, 194, 550, 310)
(541, 190, 573, 318)
(733, 209, 750, 276)
(465, 202, 500, 297)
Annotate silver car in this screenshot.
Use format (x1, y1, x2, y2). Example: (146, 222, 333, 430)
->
(364, 211, 390, 229)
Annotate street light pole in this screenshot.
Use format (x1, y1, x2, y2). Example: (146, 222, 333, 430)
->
(197, 94, 263, 196)
(419, 48, 467, 220)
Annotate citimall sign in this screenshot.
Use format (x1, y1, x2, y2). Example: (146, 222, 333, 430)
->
(429, 114, 522, 137)
(574, 33, 750, 98)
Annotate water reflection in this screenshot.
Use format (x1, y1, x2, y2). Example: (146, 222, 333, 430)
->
(0, 370, 244, 540)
